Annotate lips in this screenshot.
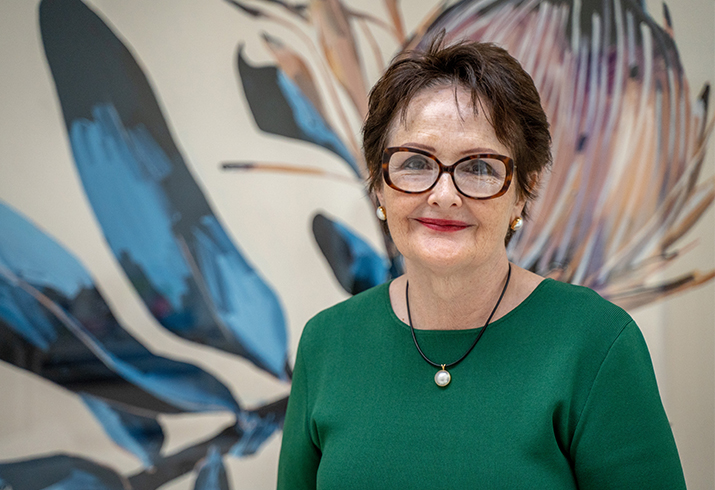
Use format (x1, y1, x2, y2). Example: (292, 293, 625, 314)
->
(416, 218, 471, 232)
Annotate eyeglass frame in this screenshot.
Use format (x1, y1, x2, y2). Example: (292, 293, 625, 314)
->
(381, 146, 516, 200)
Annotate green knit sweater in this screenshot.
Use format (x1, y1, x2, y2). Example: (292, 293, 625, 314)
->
(277, 279, 685, 489)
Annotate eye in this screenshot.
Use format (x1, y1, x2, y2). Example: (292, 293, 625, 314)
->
(462, 159, 498, 177)
(398, 154, 433, 171)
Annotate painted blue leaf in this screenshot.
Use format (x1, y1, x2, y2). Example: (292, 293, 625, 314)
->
(230, 410, 281, 457)
(312, 213, 389, 294)
(0, 201, 240, 415)
(39, 0, 289, 379)
(237, 48, 360, 176)
(0, 201, 89, 351)
(0, 206, 93, 298)
(0, 455, 126, 490)
(123, 396, 287, 487)
(193, 446, 230, 490)
(81, 395, 164, 468)
(0, 274, 57, 351)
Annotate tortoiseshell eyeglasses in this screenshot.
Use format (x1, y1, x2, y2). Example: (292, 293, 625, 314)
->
(382, 147, 515, 200)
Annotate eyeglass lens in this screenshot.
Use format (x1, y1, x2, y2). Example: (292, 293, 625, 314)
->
(386, 150, 509, 198)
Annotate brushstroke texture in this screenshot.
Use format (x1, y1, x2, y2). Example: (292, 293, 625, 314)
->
(0, 201, 241, 415)
(127, 396, 287, 488)
(0, 390, 284, 487)
(0, 200, 282, 480)
(262, 32, 329, 123)
(193, 447, 230, 490)
(310, 0, 369, 116)
(39, 0, 289, 377)
(81, 395, 164, 468)
(238, 48, 359, 175)
(230, 410, 280, 457)
(312, 213, 389, 294)
(0, 455, 128, 490)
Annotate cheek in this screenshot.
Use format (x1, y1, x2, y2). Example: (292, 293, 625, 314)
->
(383, 196, 420, 243)
(385, 202, 410, 234)
(381, 187, 410, 215)
(470, 201, 515, 240)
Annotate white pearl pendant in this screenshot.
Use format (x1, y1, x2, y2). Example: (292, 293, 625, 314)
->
(435, 369, 451, 387)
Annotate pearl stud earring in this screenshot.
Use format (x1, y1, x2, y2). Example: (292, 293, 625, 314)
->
(510, 216, 523, 231)
(376, 206, 387, 221)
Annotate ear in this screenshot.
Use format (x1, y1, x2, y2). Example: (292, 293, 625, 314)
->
(526, 170, 542, 189)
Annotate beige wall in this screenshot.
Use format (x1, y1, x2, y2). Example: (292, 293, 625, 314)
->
(639, 1, 715, 488)
(0, 0, 712, 488)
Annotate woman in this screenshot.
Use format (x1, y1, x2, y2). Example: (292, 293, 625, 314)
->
(277, 38, 686, 489)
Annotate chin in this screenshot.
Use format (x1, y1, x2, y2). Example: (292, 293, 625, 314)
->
(407, 248, 476, 272)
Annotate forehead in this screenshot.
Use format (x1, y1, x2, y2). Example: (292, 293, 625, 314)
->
(387, 85, 503, 153)
(407, 84, 479, 112)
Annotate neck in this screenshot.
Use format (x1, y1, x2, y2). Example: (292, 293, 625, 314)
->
(403, 256, 512, 331)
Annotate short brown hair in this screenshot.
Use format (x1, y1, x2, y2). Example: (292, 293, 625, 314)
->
(362, 35, 551, 221)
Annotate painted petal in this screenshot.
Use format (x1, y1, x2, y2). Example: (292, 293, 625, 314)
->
(312, 213, 389, 294)
(310, 0, 369, 117)
(0, 201, 240, 415)
(81, 395, 164, 469)
(39, 0, 289, 378)
(238, 49, 359, 175)
(383, 0, 406, 41)
(0, 455, 127, 490)
(193, 446, 230, 490)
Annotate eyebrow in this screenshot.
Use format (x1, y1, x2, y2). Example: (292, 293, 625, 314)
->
(401, 142, 500, 155)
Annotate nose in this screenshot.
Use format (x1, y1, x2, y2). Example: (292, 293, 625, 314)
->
(427, 172, 462, 208)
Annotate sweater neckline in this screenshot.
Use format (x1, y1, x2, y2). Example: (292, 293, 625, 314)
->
(381, 277, 555, 335)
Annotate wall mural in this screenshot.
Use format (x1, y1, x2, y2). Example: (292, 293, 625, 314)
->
(0, 0, 712, 488)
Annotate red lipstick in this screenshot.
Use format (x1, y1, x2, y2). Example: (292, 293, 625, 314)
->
(416, 218, 470, 232)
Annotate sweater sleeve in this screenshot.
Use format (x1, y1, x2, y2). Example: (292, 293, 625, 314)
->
(277, 340, 321, 490)
(571, 320, 686, 489)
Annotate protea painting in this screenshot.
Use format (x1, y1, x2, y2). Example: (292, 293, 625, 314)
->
(0, 0, 711, 488)
(231, 0, 714, 306)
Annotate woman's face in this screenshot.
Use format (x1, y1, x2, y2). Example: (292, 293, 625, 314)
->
(376, 85, 525, 275)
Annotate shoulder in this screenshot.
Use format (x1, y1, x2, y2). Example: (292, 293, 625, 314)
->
(299, 281, 392, 350)
(305, 281, 390, 328)
(516, 279, 637, 358)
(506, 266, 629, 331)
(532, 279, 632, 326)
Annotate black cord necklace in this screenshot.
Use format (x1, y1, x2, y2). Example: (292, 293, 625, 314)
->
(406, 263, 512, 387)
